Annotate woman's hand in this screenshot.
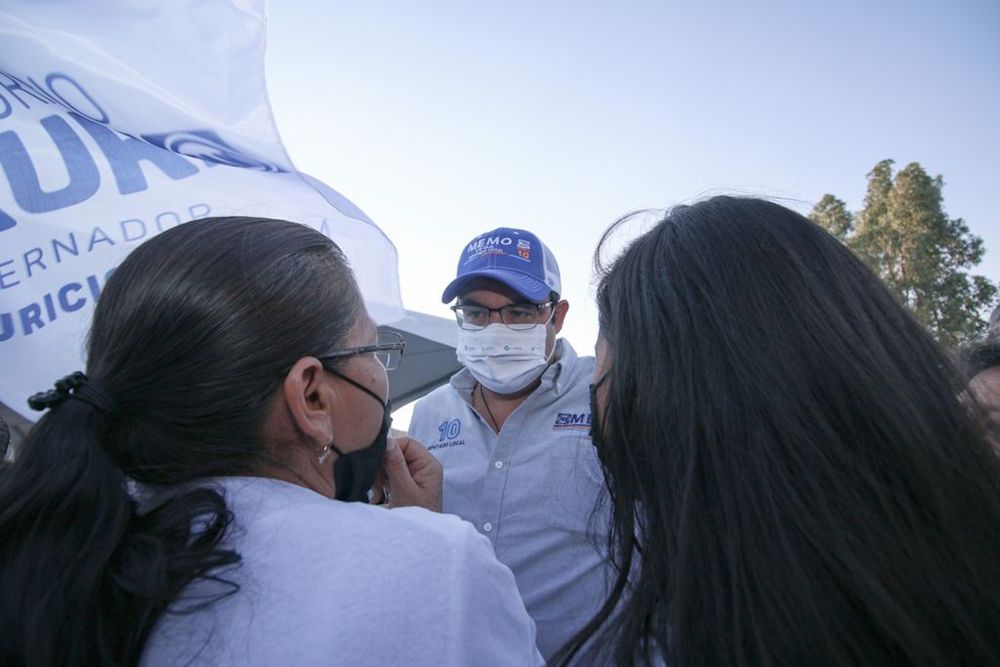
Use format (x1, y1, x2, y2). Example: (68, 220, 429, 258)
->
(371, 433, 443, 512)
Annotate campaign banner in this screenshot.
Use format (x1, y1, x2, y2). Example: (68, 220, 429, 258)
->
(0, 1, 403, 420)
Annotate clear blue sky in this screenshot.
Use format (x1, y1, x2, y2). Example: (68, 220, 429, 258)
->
(265, 1, 1000, 367)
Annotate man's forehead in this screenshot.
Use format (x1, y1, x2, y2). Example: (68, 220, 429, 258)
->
(457, 278, 529, 304)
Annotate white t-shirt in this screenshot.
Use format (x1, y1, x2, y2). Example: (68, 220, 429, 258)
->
(140, 476, 543, 666)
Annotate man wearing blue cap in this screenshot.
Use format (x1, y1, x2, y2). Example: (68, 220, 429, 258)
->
(409, 228, 610, 662)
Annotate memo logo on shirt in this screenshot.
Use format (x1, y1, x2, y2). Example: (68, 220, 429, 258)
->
(553, 412, 591, 431)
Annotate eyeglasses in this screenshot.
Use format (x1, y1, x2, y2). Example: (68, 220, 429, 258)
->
(451, 301, 556, 331)
(318, 330, 406, 370)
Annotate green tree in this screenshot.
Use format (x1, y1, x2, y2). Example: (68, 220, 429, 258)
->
(811, 194, 854, 239)
(811, 159, 997, 348)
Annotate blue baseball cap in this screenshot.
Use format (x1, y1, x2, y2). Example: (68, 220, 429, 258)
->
(441, 227, 562, 303)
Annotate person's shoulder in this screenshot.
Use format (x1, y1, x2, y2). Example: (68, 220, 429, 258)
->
(236, 481, 476, 557)
(414, 379, 462, 408)
(557, 339, 595, 371)
(574, 354, 596, 373)
(553, 340, 595, 394)
(373, 504, 481, 548)
(411, 378, 467, 429)
(148, 482, 516, 665)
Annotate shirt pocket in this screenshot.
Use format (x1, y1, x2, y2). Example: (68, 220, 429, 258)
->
(545, 431, 607, 532)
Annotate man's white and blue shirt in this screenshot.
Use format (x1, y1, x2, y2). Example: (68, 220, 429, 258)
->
(410, 339, 611, 662)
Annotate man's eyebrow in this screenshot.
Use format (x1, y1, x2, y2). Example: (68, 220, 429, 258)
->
(457, 298, 524, 308)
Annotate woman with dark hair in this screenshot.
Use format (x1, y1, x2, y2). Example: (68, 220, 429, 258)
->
(0, 217, 541, 666)
(558, 197, 1000, 665)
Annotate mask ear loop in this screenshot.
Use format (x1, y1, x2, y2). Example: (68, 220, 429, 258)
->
(316, 366, 390, 465)
(544, 340, 558, 364)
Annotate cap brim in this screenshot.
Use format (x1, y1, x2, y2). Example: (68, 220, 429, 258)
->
(441, 269, 551, 303)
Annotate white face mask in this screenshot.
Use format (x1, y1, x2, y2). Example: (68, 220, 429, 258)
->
(456, 323, 552, 395)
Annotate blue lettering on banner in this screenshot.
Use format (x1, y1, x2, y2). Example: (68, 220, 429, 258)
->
(0, 70, 111, 124)
(553, 412, 592, 430)
(0, 69, 280, 232)
(142, 129, 286, 173)
(0, 112, 200, 232)
(74, 113, 199, 193)
(0, 70, 61, 118)
(0, 203, 211, 290)
(0, 259, 20, 289)
(44, 72, 109, 124)
(0, 69, 113, 231)
(0, 115, 101, 221)
(0, 269, 112, 342)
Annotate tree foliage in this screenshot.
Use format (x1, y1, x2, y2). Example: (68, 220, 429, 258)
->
(811, 160, 997, 348)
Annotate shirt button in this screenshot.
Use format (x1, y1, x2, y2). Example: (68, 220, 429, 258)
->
(494, 460, 504, 469)
(483, 522, 493, 532)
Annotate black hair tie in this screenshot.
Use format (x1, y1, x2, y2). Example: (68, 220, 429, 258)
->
(28, 371, 118, 415)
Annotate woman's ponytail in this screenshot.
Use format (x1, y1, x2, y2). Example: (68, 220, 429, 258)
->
(0, 384, 237, 665)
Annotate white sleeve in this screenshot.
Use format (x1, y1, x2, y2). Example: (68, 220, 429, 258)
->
(445, 524, 545, 666)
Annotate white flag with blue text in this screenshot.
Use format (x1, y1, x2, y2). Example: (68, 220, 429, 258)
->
(0, 1, 404, 420)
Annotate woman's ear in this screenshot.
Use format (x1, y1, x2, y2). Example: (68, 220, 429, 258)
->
(282, 357, 336, 446)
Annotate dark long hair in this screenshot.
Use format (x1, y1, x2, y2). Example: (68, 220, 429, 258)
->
(559, 196, 1000, 665)
(0, 217, 362, 665)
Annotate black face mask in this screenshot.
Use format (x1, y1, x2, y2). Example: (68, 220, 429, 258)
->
(589, 375, 608, 468)
(325, 370, 392, 503)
